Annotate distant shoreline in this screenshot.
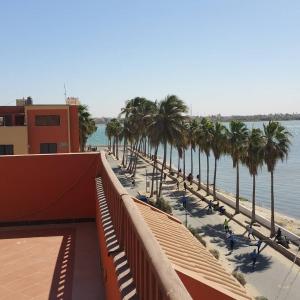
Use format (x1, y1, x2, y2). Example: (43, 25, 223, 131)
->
(94, 114, 300, 124)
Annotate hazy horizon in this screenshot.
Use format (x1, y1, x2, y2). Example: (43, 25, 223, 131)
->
(0, 1, 299, 117)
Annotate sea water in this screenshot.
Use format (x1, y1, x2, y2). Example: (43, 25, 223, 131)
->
(88, 120, 300, 219)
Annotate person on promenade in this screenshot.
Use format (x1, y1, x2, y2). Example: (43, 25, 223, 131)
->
(163, 173, 167, 182)
(251, 249, 258, 271)
(248, 224, 256, 240)
(207, 200, 213, 214)
(176, 180, 179, 190)
(184, 181, 187, 192)
(187, 173, 193, 185)
(177, 168, 182, 178)
(256, 239, 263, 253)
(275, 228, 282, 241)
(224, 218, 229, 233)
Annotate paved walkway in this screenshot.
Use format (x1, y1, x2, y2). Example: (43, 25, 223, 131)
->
(107, 151, 300, 300)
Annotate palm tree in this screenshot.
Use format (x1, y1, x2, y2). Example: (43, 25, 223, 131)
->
(149, 95, 187, 199)
(187, 119, 199, 178)
(263, 121, 291, 236)
(78, 105, 97, 151)
(195, 121, 204, 190)
(211, 122, 228, 201)
(200, 118, 213, 195)
(243, 128, 265, 223)
(106, 118, 122, 159)
(228, 121, 249, 214)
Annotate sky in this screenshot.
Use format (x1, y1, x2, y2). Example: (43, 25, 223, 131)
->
(0, 0, 299, 117)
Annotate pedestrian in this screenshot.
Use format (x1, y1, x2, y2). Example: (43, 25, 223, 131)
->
(275, 228, 282, 241)
(207, 200, 213, 214)
(184, 181, 187, 192)
(256, 239, 263, 253)
(176, 180, 179, 190)
(177, 168, 182, 178)
(224, 218, 229, 233)
(164, 173, 167, 182)
(251, 249, 258, 271)
(248, 224, 256, 240)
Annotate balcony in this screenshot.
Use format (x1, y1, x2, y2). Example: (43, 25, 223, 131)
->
(0, 152, 251, 299)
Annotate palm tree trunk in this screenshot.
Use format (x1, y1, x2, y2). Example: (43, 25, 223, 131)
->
(213, 157, 217, 201)
(116, 137, 119, 160)
(122, 139, 126, 166)
(150, 146, 158, 197)
(169, 144, 173, 171)
(270, 171, 275, 236)
(235, 162, 240, 214)
(198, 147, 201, 190)
(133, 139, 142, 176)
(206, 154, 209, 195)
(177, 153, 181, 177)
(158, 142, 167, 199)
(113, 137, 116, 156)
(191, 146, 193, 175)
(251, 175, 256, 223)
(183, 150, 186, 180)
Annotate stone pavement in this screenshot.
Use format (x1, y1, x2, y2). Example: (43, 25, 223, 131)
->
(106, 151, 300, 300)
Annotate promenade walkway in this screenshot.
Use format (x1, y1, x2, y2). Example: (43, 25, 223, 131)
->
(106, 150, 300, 300)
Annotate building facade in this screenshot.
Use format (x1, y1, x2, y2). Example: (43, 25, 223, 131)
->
(0, 103, 80, 155)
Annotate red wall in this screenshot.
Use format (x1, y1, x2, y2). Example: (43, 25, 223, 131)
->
(0, 153, 100, 223)
(26, 107, 80, 154)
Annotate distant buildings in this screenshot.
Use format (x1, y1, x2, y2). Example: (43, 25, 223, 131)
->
(0, 97, 80, 155)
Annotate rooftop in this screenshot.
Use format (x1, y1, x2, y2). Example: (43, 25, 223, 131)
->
(0, 222, 104, 300)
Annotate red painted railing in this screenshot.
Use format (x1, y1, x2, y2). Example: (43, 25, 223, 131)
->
(98, 151, 192, 300)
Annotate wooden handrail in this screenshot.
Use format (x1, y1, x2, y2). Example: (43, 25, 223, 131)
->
(99, 151, 192, 300)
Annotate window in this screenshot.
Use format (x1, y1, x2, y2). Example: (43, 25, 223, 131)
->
(15, 115, 25, 126)
(0, 145, 14, 155)
(35, 115, 60, 126)
(40, 143, 57, 154)
(0, 115, 13, 126)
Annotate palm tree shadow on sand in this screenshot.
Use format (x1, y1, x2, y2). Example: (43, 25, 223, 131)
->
(199, 224, 251, 249)
(230, 252, 272, 273)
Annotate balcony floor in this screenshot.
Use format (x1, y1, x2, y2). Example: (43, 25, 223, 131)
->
(0, 222, 105, 300)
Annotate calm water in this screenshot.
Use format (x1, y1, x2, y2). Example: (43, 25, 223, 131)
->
(89, 121, 300, 219)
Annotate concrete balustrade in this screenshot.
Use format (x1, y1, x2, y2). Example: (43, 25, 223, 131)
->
(98, 151, 192, 300)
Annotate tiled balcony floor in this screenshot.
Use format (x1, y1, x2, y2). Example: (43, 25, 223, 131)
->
(0, 222, 105, 300)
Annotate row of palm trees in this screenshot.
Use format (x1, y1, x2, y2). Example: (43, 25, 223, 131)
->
(105, 96, 291, 236)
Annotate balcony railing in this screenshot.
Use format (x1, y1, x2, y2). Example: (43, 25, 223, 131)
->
(98, 151, 192, 300)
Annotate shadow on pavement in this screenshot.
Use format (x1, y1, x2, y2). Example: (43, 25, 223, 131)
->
(199, 224, 251, 249)
(230, 252, 272, 273)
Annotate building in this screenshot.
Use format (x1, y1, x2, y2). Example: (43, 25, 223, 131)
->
(0, 151, 251, 299)
(0, 99, 80, 155)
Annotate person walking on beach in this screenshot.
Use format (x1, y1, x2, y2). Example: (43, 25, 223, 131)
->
(224, 218, 229, 233)
(176, 180, 180, 190)
(251, 249, 258, 271)
(248, 224, 256, 240)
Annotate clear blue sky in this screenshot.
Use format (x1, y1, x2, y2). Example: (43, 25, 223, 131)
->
(0, 0, 299, 117)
